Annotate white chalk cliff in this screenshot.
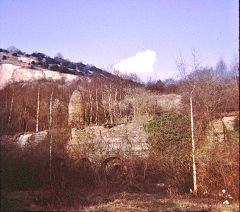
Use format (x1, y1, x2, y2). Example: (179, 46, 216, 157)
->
(0, 63, 80, 89)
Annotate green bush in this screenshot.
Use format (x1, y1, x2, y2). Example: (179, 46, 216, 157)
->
(144, 113, 193, 192)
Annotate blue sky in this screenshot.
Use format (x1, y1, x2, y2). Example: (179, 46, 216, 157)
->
(0, 0, 238, 82)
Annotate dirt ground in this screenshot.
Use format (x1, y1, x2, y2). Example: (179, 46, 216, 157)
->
(1, 190, 239, 211)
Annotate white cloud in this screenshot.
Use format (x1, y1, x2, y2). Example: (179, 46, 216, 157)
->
(112, 50, 157, 83)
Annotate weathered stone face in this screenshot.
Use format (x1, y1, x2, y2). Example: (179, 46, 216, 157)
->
(207, 115, 239, 142)
(67, 89, 184, 160)
(15, 131, 48, 147)
(67, 122, 149, 160)
(222, 116, 238, 131)
(156, 94, 182, 112)
(68, 89, 85, 128)
(0, 63, 80, 90)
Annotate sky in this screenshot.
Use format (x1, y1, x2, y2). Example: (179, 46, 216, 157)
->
(0, 0, 239, 82)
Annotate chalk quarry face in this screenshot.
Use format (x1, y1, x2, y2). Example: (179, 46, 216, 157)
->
(68, 89, 150, 159)
(68, 89, 86, 128)
(0, 63, 79, 89)
(207, 114, 239, 143)
(67, 89, 183, 160)
(67, 123, 149, 160)
(16, 131, 48, 147)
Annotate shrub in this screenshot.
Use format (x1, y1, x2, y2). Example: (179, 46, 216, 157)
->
(144, 113, 192, 192)
(146, 80, 165, 93)
(50, 64, 60, 72)
(0, 48, 9, 53)
(31, 52, 46, 58)
(197, 129, 239, 198)
(1, 141, 43, 191)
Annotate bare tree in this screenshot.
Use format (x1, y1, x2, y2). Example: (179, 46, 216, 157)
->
(8, 91, 14, 126)
(36, 86, 40, 132)
(176, 52, 199, 194)
(95, 88, 99, 125)
(190, 85, 197, 194)
(49, 90, 54, 184)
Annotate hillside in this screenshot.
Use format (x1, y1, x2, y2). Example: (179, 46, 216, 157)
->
(0, 48, 239, 211)
(0, 48, 114, 89)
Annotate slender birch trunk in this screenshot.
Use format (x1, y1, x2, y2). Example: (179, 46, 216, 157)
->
(108, 84, 113, 125)
(36, 86, 40, 132)
(113, 89, 118, 121)
(190, 89, 197, 194)
(8, 92, 14, 125)
(102, 92, 107, 122)
(49, 91, 53, 127)
(49, 90, 53, 184)
(95, 88, 99, 125)
(89, 91, 93, 124)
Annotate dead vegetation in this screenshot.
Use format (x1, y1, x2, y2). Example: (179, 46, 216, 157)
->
(0, 57, 239, 211)
(2, 190, 239, 211)
(1, 129, 239, 210)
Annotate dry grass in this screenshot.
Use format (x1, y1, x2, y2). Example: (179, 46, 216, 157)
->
(3, 190, 239, 211)
(86, 193, 239, 212)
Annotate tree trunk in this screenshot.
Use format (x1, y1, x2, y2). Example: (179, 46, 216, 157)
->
(190, 94, 197, 194)
(49, 90, 53, 184)
(89, 91, 93, 124)
(108, 84, 113, 125)
(95, 88, 99, 125)
(8, 92, 14, 125)
(49, 90, 53, 127)
(36, 86, 40, 132)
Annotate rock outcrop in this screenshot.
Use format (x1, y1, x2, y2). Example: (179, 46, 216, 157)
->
(0, 132, 48, 148)
(68, 89, 86, 128)
(0, 49, 112, 90)
(0, 63, 79, 89)
(15, 131, 48, 147)
(207, 112, 239, 142)
(156, 94, 182, 112)
(67, 89, 184, 160)
(67, 122, 149, 160)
